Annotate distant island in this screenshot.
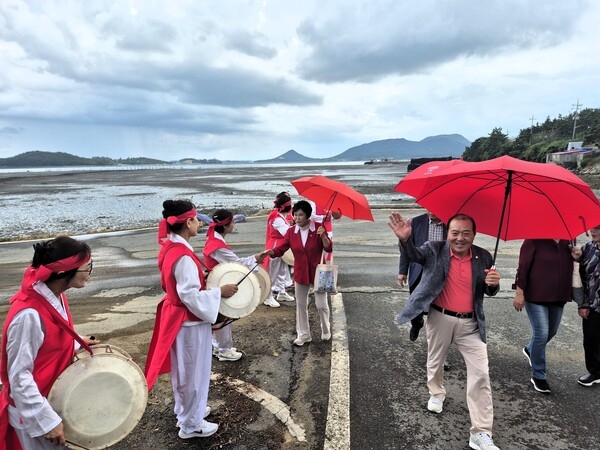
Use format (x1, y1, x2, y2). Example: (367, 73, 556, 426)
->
(0, 134, 469, 168)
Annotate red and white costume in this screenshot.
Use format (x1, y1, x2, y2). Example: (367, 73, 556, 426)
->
(202, 226, 256, 352)
(0, 282, 79, 450)
(263, 209, 291, 294)
(144, 233, 221, 435)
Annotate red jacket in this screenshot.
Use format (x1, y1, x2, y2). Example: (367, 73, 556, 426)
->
(144, 241, 205, 390)
(271, 221, 333, 284)
(0, 287, 77, 450)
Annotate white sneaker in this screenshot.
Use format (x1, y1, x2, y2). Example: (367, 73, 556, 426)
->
(217, 348, 242, 361)
(293, 336, 312, 346)
(263, 296, 280, 307)
(276, 291, 295, 302)
(176, 406, 212, 427)
(469, 432, 499, 450)
(178, 420, 218, 438)
(427, 395, 444, 413)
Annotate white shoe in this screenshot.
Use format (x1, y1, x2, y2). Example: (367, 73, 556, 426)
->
(321, 332, 331, 341)
(276, 291, 295, 302)
(263, 296, 280, 307)
(178, 420, 218, 439)
(176, 407, 212, 427)
(217, 348, 242, 361)
(293, 336, 312, 346)
(469, 432, 499, 450)
(427, 395, 444, 413)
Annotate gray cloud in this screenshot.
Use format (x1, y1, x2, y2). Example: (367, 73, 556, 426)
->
(224, 30, 277, 59)
(296, 0, 589, 83)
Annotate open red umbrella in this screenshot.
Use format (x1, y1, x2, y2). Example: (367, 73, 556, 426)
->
(291, 175, 374, 221)
(394, 155, 600, 263)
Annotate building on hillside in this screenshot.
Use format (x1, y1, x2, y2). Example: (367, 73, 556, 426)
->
(545, 143, 599, 167)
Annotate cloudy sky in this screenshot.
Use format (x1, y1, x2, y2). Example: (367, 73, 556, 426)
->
(0, 0, 598, 161)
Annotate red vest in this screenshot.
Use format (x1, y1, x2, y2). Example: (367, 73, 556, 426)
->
(144, 241, 206, 390)
(202, 229, 229, 270)
(263, 210, 289, 268)
(0, 287, 76, 450)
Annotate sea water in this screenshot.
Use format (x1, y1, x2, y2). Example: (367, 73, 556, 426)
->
(0, 162, 412, 241)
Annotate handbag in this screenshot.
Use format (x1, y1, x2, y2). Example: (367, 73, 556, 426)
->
(314, 254, 338, 293)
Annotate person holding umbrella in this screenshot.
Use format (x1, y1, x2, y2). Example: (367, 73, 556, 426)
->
(512, 239, 581, 394)
(388, 211, 501, 450)
(262, 200, 333, 346)
(576, 225, 600, 387)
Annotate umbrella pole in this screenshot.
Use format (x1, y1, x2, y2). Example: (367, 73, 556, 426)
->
(492, 171, 513, 266)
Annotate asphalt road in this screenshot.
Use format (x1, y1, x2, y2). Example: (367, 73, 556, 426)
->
(1, 208, 599, 450)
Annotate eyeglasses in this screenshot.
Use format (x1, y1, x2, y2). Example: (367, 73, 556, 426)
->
(77, 260, 93, 275)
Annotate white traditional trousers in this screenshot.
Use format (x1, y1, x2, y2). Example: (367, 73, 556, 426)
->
(426, 308, 494, 436)
(212, 323, 234, 351)
(170, 322, 213, 433)
(294, 283, 330, 340)
(269, 257, 288, 294)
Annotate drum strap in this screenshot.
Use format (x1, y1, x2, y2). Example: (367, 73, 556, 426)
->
(35, 293, 94, 356)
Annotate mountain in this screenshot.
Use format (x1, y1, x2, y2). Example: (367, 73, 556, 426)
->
(257, 134, 470, 163)
(0, 151, 170, 168)
(254, 149, 316, 163)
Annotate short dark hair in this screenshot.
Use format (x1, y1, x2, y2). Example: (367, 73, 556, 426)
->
(447, 213, 476, 234)
(292, 200, 312, 218)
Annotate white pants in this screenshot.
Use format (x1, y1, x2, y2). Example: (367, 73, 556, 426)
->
(13, 429, 55, 450)
(294, 283, 330, 340)
(212, 324, 234, 351)
(171, 323, 213, 433)
(269, 257, 288, 293)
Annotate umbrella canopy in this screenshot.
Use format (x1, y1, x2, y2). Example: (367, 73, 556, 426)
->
(395, 155, 600, 263)
(291, 175, 374, 221)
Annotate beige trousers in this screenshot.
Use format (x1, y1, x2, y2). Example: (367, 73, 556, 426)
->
(426, 308, 494, 436)
(294, 283, 330, 340)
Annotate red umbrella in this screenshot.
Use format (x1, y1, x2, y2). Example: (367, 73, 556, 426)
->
(291, 175, 374, 221)
(394, 155, 600, 263)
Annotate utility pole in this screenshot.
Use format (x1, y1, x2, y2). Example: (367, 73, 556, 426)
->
(529, 114, 536, 141)
(571, 99, 582, 139)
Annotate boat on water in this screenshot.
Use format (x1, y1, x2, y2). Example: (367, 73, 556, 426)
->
(407, 156, 456, 171)
(364, 158, 405, 165)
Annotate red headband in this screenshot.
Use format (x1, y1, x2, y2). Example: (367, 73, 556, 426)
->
(276, 200, 291, 211)
(158, 208, 197, 244)
(22, 252, 91, 288)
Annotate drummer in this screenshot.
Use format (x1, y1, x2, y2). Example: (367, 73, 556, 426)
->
(144, 199, 238, 440)
(0, 236, 99, 449)
(202, 209, 265, 362)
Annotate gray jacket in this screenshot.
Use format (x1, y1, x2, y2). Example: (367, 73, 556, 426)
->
(396, 239, 499, 343)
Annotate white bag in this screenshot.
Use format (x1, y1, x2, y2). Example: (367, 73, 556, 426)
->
(314, 255, 338, 293)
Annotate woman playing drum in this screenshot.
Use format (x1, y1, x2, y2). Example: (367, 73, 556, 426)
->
(0, 236, 98, 450)
(144, 200, 238, 440)
(202, 209, 264, 362)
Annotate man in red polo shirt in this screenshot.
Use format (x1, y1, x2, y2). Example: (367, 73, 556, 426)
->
(388, 212, 501, 450)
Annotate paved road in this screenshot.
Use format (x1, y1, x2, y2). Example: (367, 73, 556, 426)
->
(1, 208, 599, 449)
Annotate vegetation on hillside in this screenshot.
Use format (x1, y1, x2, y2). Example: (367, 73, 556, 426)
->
(462, 107, 600, 163)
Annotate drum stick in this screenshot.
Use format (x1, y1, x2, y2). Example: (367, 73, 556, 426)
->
(236, 262, 259, 285)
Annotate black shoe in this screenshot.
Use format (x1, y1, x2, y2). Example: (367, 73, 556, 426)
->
(522, 347, 532, 367)
(577, 372, 600, 387)
(409, 318, 424, 342)
(531, 377, 551, 393)
(443, 360, 450, 371)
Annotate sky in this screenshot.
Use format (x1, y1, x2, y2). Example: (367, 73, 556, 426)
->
(0, 0, 599, 162)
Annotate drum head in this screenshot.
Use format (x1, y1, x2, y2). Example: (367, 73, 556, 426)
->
(48, 345, 147, 450)
(206, 262, 261, 318)
(255, 265, 271, 303)
(282, 249, 295, 266)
